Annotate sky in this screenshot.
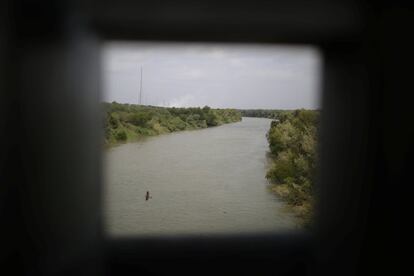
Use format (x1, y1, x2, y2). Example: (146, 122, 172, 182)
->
(102, 42, 322, 109)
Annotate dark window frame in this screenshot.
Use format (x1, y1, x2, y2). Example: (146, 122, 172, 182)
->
(2, 1, 406, 275)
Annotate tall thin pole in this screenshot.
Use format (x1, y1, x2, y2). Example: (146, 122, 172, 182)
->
(139, 66, 143, 105)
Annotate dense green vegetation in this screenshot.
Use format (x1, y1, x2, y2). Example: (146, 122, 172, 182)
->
(240, 109, 292, 119)
(266, 109, 319, 227)
(103, 102, 242, 145)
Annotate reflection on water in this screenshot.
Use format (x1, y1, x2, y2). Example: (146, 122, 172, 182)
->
(105, 117, 297, 236)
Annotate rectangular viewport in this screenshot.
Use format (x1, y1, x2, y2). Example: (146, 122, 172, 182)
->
(101, 42, 322, 237)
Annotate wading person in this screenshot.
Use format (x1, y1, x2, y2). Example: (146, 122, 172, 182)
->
(145, 191, 150, 201)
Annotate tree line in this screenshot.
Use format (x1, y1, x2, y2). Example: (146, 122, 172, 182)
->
(239, 109, 293, 119)
(266, 109, 319, 227)
(103, 102, 242, 145)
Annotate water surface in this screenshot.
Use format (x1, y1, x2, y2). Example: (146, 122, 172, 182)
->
(105, 117, 297, 236)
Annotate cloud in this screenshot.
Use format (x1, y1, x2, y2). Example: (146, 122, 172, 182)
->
(167, 94, 197, 107)
(102, 42, 321, 109)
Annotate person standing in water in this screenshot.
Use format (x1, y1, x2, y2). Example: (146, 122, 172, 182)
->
(145, 191, 150, 201)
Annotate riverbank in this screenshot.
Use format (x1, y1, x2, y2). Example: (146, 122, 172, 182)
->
(104, 102, 242, 146)
(265, 109, 319, 227)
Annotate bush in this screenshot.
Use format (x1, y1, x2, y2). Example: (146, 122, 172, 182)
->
(103, 102, 242, 146)
(115, 130, 127, 141)
(266, 109, 319, 226)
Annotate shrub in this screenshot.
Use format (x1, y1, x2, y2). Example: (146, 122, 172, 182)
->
(115, 130, 127, 141)
(266, 109, 319, 225)
(103, 102, 241, 146)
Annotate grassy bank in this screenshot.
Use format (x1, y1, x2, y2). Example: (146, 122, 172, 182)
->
(103, 102, 242, 146)
(265, 109, 319, 227)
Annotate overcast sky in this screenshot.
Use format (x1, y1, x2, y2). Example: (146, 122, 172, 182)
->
(102, 42, 321, 109)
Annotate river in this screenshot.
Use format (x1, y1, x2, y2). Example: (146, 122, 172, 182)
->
(104, 117, 297, 237)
